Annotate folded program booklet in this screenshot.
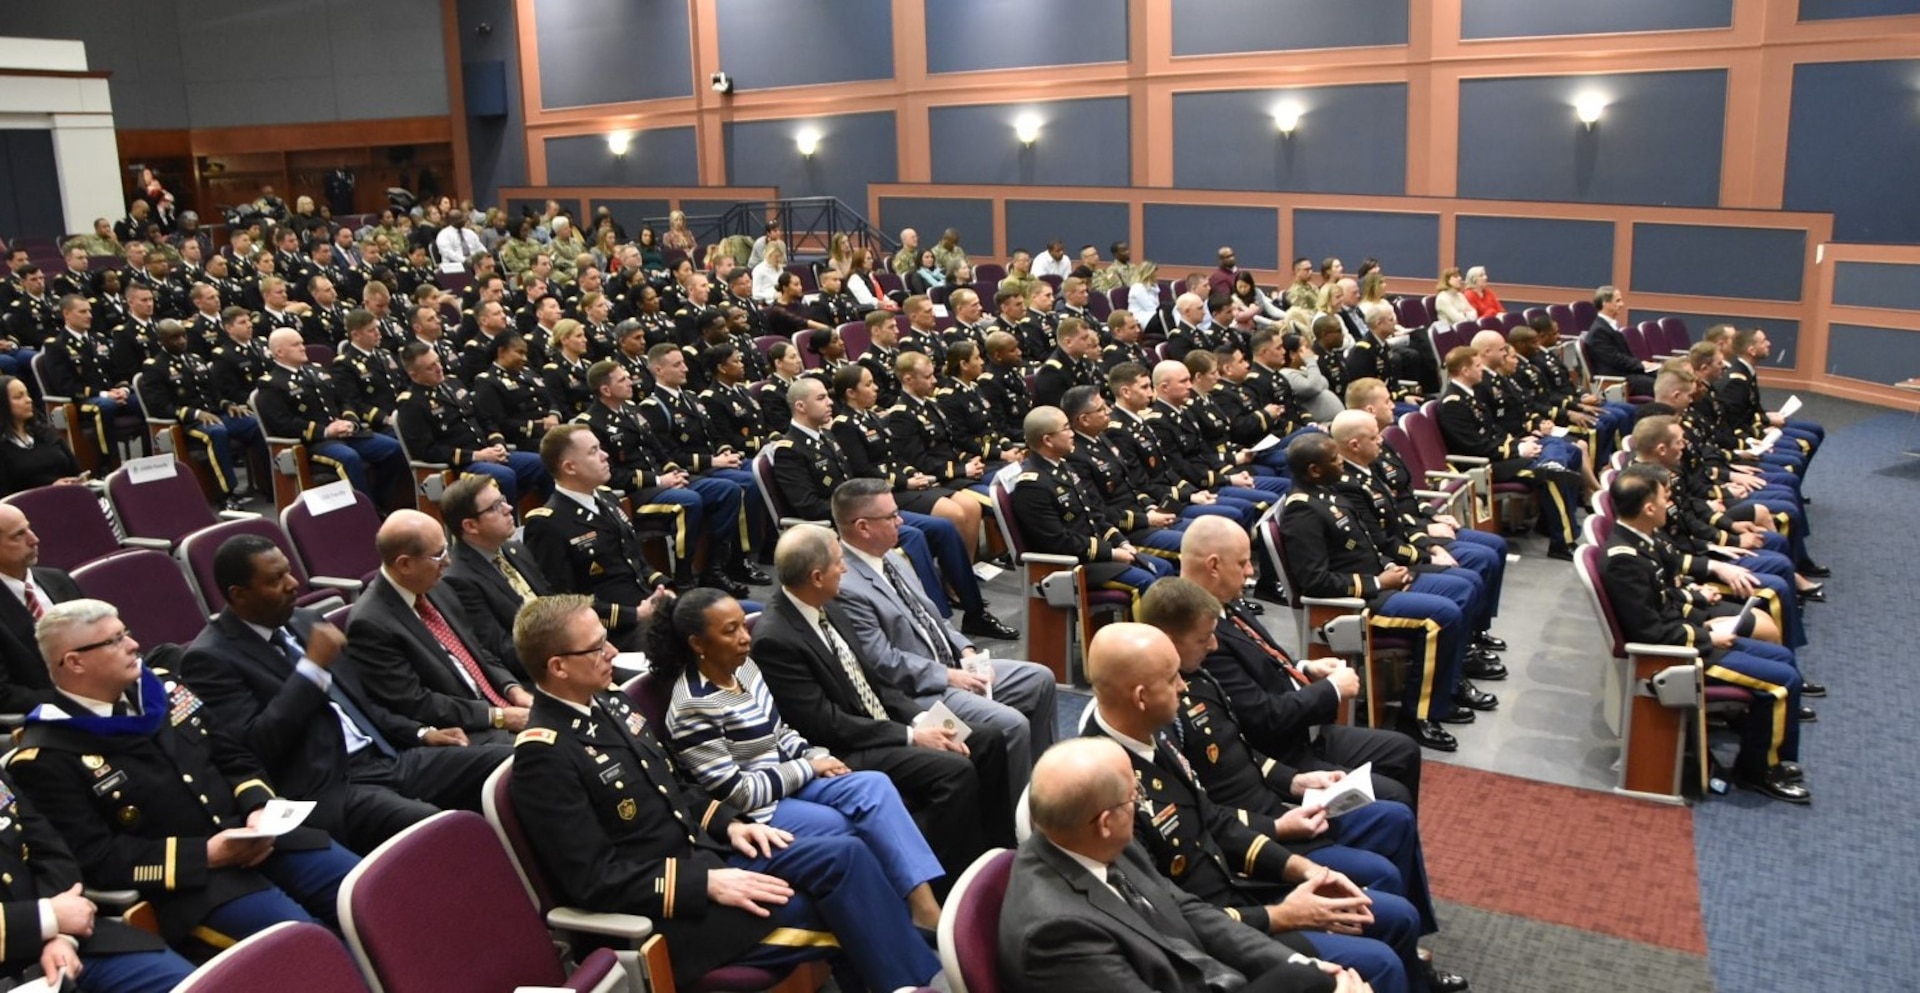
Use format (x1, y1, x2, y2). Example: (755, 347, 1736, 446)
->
(1301, 762, 1375, 817)
(918, 700, 973, 744)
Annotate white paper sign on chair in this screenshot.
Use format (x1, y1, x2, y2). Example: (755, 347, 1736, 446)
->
(300, 479, 357, 516)
(124, 454, 180, 484)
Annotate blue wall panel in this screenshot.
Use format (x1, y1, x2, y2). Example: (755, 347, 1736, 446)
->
(1461, 0, 1732, 39)
(1833, 262, 1920, 311)
(928, 98, 1132, 188)
(1171, 86, 1407, 195)
(1662, 313, 1800, 368)
(1631, 224, 1805, 302)
(1171, 0, 1407, 55)
(926, 0, 1127, 73)
(545, 127, 699, 188)
(1144, 205, 1278, 271)
(459, 0, 527, 205)
(590, 199, 673, 241)
(1005, 201, 1130, 257)
(877, 198, 997, 257)
(1827, 324, 1920, 383)
(717, 0, 892, 89)
(1454, 216, 1615, 290)
(1293, 210, 1440, 281)
(1800, 0, 1920, 19)
(537, 0, 691, 108)
(725, 112, 898, 215)
(1785, 59, 1920, 243)
(1457, 71, 1726, 208)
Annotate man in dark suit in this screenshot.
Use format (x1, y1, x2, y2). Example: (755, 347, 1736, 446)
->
(1000, 738, 1351, 993)
(0, 505, 74, 713)
(441, 475, 561, 671)
(346, 510, 533, 742)
(1580, 285, 1655, 397)
(1175, 517, 1423, 810)
(179, 534, 512, 854)
(506, 595, 941, 992)
(750, 524, 1014, 878)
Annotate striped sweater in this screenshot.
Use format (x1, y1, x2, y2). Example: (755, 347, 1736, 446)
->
(665, 659, 827, 821)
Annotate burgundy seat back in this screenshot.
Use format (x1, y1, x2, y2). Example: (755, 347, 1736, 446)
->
(1087, 287, 1113, 320)
(482, 761, 563, 913)
(623, 669, 673, 731)
(939, 849, 1015, 993)
(176, 921, 369, 993)
(974, 263, 1006, 284)
(2, 484, 120, 570)
(1573, 544, 1627, 659)
(1658, 316, 1689, 354)
(280, 485, 381, 587)
(1571, 299, 1598, 331)
(341, 811, 574, 992)
(107, 462, 218, 548)
(1546, 304, 1576, 336)
(838, 319, 871, 362)
(178, 517, 312, 613)
(72, 549, 208, 647)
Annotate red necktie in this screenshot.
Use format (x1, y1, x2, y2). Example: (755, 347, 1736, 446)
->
(416, 595, 509, 707)
(1228, 612, 1308, 688)
(22, 583, 43, 620)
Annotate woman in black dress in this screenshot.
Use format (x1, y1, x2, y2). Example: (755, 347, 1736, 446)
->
(0, 375, 83, 496)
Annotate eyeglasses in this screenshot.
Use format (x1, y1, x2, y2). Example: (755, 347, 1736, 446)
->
(480, 500, 515, 517)
(555, 637, 610, 659)
(420, 546, 451, 564)
(70, 627, 131, 655)
(857, 510, 903, 523)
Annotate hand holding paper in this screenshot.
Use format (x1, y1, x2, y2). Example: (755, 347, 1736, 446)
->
(228, 798, 316, 840)
(1300, 762, 1375, 817)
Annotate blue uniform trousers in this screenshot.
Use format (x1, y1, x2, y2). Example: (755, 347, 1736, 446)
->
(766, 771, 944, 897)
(1306, 799, 1436, 934)
(188, 414, 264, 496)
(727, 834, 942, 992)
(1706, 637, 1801, 777)
(1446, 529, 1507, 622)
(76, 947, 197, 993)
(1370, 587, 1466, 722)
(1098, 553, 1176, 597)
(198, 842, 361, 944)
(899, 513, 989, 619)
(311, 433, 405, 504)
(461, 450, 551, 504)
(705, 467, 769, 555)
(1303, 890, 1419, 993)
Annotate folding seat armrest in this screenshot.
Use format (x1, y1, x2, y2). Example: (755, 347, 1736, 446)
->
(1300, 595, 1366, 611)
(1442, 454, 1489, 467)
(545, 907, 653, 942)
(120, 537, 173, 551)
(777, 516, 830, 529)
(309, 576, 366, 595)
(217, 509, 263, 521)
(1624, 643, 1699, 659)
(85, 889, 141, 911)
(1018, 552, 1079, 567)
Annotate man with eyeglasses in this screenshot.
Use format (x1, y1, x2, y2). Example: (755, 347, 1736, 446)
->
(444, 475, 575, 672)
(181, 534, 511, 854)
(347, 511, 533, 745)
(10, 598, 363, 950)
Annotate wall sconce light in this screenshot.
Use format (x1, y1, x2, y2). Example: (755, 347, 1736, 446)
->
(1272, 102, 1303, 136)
(795, 129, 821, 158)
(1014, 113, 1042, 146)
(606, 131, 631, 157)
(710, 71, 734, 95)
(1574, 93, 1606, 131)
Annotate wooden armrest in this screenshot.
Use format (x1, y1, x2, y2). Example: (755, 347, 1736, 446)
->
(546, 907, 653, 942)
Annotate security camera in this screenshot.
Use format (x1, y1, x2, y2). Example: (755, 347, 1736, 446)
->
(710, 71, 734, 95)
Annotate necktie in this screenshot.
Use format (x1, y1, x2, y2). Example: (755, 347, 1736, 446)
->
(1107, 865, 1158, 920)
(819, 614, 887, 720)
(1228, 610, 1308, 688)
(881, 555, 955, 668)
(22, 582, 43, 620)
(276, 627, 391, 758)
(1112, 862, 1247, 989)
(415, 595, 510, 708)
(494, 553, 536, 604)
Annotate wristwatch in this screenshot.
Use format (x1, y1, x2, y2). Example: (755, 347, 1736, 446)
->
(416, 726, 432, 742)
(490, 707, 505, 729)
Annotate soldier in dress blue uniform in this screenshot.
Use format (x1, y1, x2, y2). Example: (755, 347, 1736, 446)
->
(639, 344, 767, 570)
(331, 310, 406, 432)
(139, 320, 264, 509)
(1434, 346, 1581, 561)
(41, 296, 135, 457)
(396, 342, 549, 505)
(256, 328, 405, 507)
(506, 595, 941, 992)
(8, 600, 361, 951)
(1152, 359, 1287, 508)
(473, 332, 563, 451)
(699, 345, 768, 458)
(1031, 317, 1101, 410)
(207, 307, 270, 409)
(1009, 407, 1173, 598)
(1106, 362, 1252, 527)
(1059, 386, 1187, 562)
(521, 425, 679, 638)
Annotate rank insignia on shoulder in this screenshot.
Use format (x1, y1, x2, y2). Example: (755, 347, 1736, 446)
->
(515, 728, 558, 746)
(525, 507, 554, 518)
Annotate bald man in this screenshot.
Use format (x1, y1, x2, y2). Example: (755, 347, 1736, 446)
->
(344, 510, 532, 744)
(255, 327, 405, 505)
(1081, 624, 1417, 993)
(999, 739, 1357, 993)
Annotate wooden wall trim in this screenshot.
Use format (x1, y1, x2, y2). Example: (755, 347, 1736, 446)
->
(173, 117, 452, 156)
(441, 0, 472, 202)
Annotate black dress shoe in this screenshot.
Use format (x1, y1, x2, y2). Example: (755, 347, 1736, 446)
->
(701, 572, 751, 599)
(1800, 562, 1832, 578)
(960, 611, 1019, 641)
(222, 495, 250, 512)
(1473, 633, 1508, 652)
(1738, 766, 1811, 804)
(1253, 583, 1286, 605)
(1455, 680, 1499, 711)
(1797, 705, 1817, 723)
(1777, 761, 1805, 782)
(1797, 587, 1826, 604)
(1546, 544, 1575, 562)
(1234, 597, 1265, 616)
(1464, 652, 1508, 681)
(1421, 960, 1471, 993)
(1800, 681, 1826, 698)
(727, 563, 771, 586)
(1434, 707, 1476, 725)
(1397, 718, 1458, 751)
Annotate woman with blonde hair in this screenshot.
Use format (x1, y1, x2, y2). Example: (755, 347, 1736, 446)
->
(1433, 267, 1474, 325)
(661, 208, 697, 258)
(1126, 260, 1161, 328)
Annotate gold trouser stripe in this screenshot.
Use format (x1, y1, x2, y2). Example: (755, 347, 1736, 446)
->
(1243, 835, 1270, 876)
(187, 427, 233, 492)
(189, 926, 238, 950)
(1370, 615, 1442, 720)
(82, 403, 110, 455)
(760, 927, 840, 949)
(636, 503, 689, 559)
(1544, 475, 1574, 544)
(1705, 664, 1790, 768)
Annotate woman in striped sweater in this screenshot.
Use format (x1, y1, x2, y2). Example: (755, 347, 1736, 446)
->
(658, 589, 946, 930)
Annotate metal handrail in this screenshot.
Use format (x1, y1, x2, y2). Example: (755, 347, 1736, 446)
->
(647, 196, 897, 262)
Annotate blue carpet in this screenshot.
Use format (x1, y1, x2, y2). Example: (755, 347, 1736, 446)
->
(1694, 411, 1920, 992)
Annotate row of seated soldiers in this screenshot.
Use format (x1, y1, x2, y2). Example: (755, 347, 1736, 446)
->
(0, 477, 1468, 991)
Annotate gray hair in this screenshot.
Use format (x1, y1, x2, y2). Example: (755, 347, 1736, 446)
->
(774, 524, 838, 591)
(36, 598, 120, 668)
(1359, 300, 1396, 327)
(1465, 265, 1487, 284)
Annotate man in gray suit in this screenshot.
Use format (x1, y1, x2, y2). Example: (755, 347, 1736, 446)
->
(830, 478, 1057, 800)
(999, 738, 1359, 993)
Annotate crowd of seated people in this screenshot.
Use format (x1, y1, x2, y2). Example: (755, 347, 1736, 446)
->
(0, 193, 1841, 989)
